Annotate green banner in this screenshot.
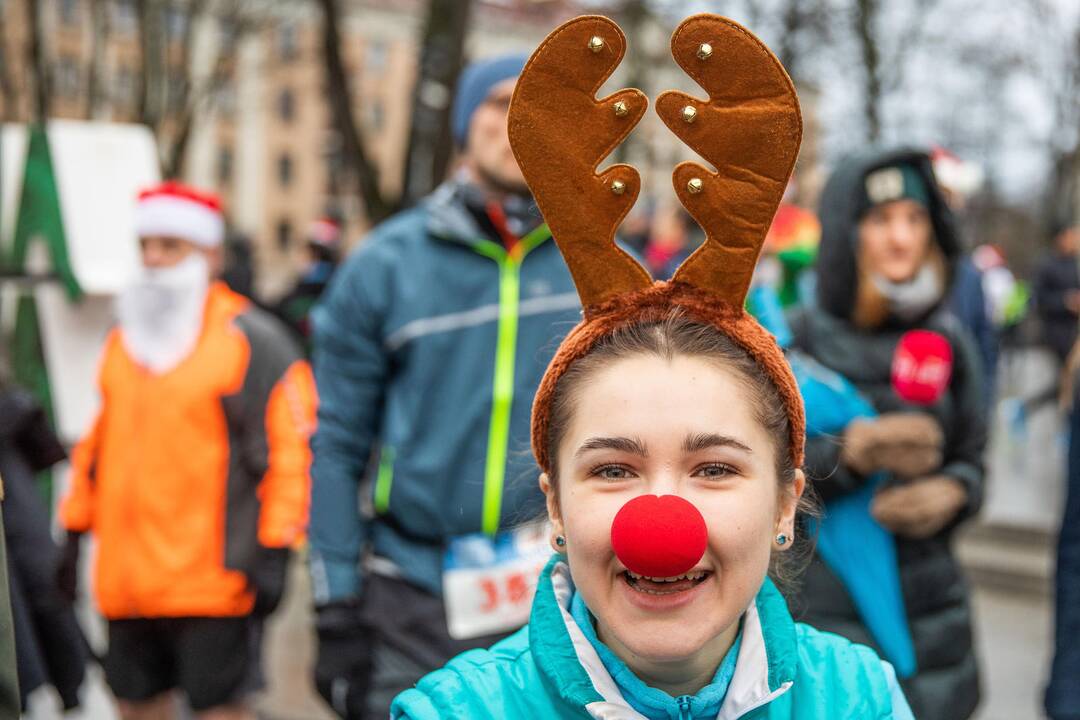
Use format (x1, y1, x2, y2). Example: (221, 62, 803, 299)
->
(10, 125, 80, 298)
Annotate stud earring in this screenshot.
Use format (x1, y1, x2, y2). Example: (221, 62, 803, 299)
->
(555, 535, 566, 548)
(775, 532, 789, 547)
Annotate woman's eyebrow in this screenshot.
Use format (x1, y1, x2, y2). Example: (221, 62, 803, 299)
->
(682, 432, 753, 455)
(575, 436, 648, 458)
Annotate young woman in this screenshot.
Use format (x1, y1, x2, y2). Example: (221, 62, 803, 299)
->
(788, 149, 985, 720)
(391, 309, 914, 719)
(392, 12, 915, 719)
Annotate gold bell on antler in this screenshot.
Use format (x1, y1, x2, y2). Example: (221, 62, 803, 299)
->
(682, 105, 698, 123)
(610, 180, 626, 195)
(588, 36, 605, 52)
(687, 178, 704, 194)
(697, 43, 713, 60)
(613, 100, 629, 117)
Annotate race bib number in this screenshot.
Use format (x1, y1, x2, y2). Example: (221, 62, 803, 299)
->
(442, 522, 551, 640)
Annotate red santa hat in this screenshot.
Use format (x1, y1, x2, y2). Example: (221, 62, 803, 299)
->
(930, 145, 984, 198)
(135, 181, 225, 247)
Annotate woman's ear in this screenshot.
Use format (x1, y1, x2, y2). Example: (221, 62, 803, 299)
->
(539, 473, 564, 550)
(776, 469, 806, 550)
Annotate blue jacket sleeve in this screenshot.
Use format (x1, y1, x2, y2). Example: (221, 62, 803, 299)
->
(308, 240, 394, 604)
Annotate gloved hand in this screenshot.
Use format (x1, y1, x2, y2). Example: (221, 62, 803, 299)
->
(841, 412, 944, 478)
(315, 598, 373, 720)
(56, 530, 82, 605)
(249, 545, 291, 618)
(871, 474, 968, 539)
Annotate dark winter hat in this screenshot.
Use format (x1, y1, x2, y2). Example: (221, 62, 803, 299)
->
(857, 163, 930, 218)
(452, 54, 528, 148)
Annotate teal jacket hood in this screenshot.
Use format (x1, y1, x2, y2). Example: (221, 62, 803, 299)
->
(391, 557, 909, 719)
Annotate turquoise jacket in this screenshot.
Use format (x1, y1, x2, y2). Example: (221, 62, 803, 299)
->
(392, 557, 913, 719)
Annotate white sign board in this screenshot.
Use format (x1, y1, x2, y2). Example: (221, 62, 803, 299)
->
(3, 122, 160, 442)
(47, 119, 158, 294)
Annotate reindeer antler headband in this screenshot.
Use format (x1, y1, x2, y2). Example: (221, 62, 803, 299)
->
(513, 13, 806, 474)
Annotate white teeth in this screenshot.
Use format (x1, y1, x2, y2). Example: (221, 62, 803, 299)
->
(625, 570, 707, 583)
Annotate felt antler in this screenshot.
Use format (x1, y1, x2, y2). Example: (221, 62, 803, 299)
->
(656, 14, 803, 305)
(508, 15, 652, 309)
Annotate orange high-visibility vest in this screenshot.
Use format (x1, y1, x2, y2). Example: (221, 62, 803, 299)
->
(61, 282, 316, 619)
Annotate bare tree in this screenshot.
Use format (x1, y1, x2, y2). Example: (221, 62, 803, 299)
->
(401, 0, 472, 206)
(773, 0, 831, 85)
(161, 0, 212, 177)
(85, 0, 112, 119)
(128, 0, 268, 177)
(318, 0, 393, 222)
(0, 17, 17, 122)
(24, 0, 50, 122)
(852, 0, 882, 141)
(1040, 7, 1080, 227)
(136, 0, 166, 130)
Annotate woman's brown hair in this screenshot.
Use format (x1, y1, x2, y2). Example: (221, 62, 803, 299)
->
(543, 307, 819, 589)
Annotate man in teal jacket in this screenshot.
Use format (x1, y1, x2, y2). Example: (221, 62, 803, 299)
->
(308, 54, 580, 719)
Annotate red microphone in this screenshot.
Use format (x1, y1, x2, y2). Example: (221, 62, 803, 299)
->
(892, 330, 953, 406)
(611, 495, 708, 578)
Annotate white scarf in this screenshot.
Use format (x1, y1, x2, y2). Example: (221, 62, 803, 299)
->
(116, 254, 210, 374)
(871, 262, 944, 322)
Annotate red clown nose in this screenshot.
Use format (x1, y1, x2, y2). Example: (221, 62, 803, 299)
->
(610, 495, 708, 578)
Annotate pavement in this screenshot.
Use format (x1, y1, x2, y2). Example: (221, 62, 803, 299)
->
(971, 585, 1053, 720)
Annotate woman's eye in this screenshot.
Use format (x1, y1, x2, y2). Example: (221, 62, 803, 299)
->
(695, 463, 736, 478)
(592, 465, 634, 480)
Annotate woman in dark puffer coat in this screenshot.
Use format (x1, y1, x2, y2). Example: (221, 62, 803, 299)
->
(788, 148, 985, 720)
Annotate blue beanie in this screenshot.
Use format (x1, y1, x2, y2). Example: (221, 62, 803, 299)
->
(452, 54, 528, 148)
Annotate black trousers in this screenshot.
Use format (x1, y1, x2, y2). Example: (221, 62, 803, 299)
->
(360, 573, 512, 719)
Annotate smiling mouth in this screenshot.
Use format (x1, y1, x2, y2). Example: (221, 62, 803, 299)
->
(622, 570, 711, 595)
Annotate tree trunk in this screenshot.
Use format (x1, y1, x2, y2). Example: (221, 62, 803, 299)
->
(401, 0, 472, 205)
(318, 0, 393, 222)
(24, 0, 49, 121)
(0, 17, 17, 122)
(776, 1, 801, 82)
(854, 0, 881, 142)
(161, 0, 209, 178)
(164, 103, 194, 179)
(137, 0, 164, 133)
(85, 0, 110, 119)
(1044, 17, 1080, 230)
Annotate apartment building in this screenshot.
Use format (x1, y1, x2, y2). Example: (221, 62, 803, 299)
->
(1, 0, 821, 297)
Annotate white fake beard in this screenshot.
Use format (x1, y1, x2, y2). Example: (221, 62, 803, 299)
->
(116, 254, 210, 374)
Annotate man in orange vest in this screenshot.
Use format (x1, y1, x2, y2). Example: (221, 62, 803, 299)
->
(58, 182, 316, 720)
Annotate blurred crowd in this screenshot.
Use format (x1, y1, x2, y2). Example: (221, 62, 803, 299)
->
(1, 20, 1079, 720)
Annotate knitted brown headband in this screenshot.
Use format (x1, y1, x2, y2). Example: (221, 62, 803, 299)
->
(509, 13, 806, 475)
